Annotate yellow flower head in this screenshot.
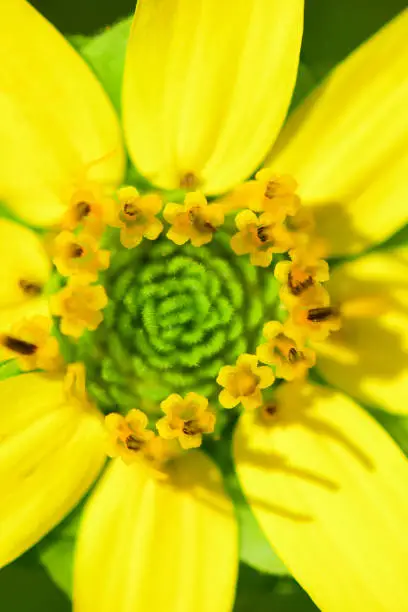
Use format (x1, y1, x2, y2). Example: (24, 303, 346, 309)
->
(157, 392, 215, 450)
(217, 353, 274, 410)
(230, 209, 293, 267)
(0, 315, 62, 372)
(256, 320, 316, 380)
(52, 230, 110, 281)
(228, 169, 300, 220)
(275, 246, 330, 308)
(50, 278, 108, 338)
(110, 186, 163, 249)
(105, 408, 155, 464)
(164, 191, 224, 247)
(2, 2, 408, 611)
(62, 187, 114, 238)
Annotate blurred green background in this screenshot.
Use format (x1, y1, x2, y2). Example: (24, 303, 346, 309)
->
(2, 0, 408, 610)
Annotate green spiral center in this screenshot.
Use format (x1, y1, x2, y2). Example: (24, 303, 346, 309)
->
(77, 230, 278, 415)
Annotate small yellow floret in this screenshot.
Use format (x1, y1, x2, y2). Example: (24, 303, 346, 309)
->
(110, 186, 163, 249)
(217, 353, 274, 411)
(287, 286, 341, 342)
(62, 187, 114, 238)
(164, 191, 224, 247)
(275, 246, 330, 308)
(0, 315, 62, 372)
(105, 409, 155, 464)
(52, 231, 110, 281)
(156, 392, 215, 450)
(256, 321, 316, 380)
(230, 210, 292, 267)
(227, 170, 300, 220)
(50, 278, 108, 338)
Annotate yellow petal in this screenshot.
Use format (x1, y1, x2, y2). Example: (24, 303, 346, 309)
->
(74, 452, 238, 612)
(234, 384, 408, 612)
(313, 248, 408, 414)
(0, 372, 106, 568)
(266, 10, 408, 256)
(0, 0, 125, 227)
(0, 219, 49, 333)
(123, 0, 303, 194)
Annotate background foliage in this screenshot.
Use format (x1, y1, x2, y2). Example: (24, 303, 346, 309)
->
(2, 0, 408, 610)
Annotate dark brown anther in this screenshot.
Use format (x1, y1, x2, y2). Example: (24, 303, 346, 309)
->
(70, 244, 84, 258)
(288, 347, 304, 364)
(264, 181, 277, 199)
(76, 201, 91, 220)
(19, 279, 42, 296)
(125, 434, 143, 452)
(288, 347, 298, 363)
(188, 208, 215, 234)
(263, 404, 277, 416)
(203, 221, 217, 233)
(123, 202, 138, 217)
(256, 226, 269, 243)
(307, 307, 336, 323)
(182, 420, 200, 436)
(3, 336, 37, 355)
(288, 272, 314, 296)
(180, 172, 199, 190)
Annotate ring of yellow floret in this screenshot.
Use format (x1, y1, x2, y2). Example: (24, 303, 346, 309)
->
(2, 169, 340, 473)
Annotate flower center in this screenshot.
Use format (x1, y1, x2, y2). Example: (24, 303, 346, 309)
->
(71, 231, 277, 415)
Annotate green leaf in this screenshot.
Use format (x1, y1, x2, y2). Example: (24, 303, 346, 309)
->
(0, 360, 21, 383)
(234, 564, 318, 612)
(78, 18, 132, 114)
(289, 62, 319, 112)
(370, 408, 408, 458)
(38, 539, 74, 599)
(0, 552, 70, 612)
(207, 433, 289, 576)
(36, 499, 87, 598)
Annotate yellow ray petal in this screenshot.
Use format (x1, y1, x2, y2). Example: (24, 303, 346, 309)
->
(313, 248, 408, 414)
(74, 452, 238, 612)
(123, 0, 303, 194)
(234, 384, 408, 612)
(0, 219, 49, 334)
(0, 372, 106, 568)
(0, 0, 125, 227)
(266, 9, 408, 256)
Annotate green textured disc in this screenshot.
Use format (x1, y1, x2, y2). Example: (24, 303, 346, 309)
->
(76, 230, 279, 415)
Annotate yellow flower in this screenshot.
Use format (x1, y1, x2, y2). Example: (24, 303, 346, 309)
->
(164, 191, 224, 247)
(105, 408, 155, 463)
(0, 315, 62, 372)
(228, 170, 301, 219)
(50, 278, 108, 338)
(286, 285, 341, 342)
(1, 2, 408, 612)
(52, 230, 110, 280)
(110, 185, 163, 249)
(256, 320, 316, 380)
(157, 392, 216, 449)
(274, 245, 330, 308)
(230, 209, 292, 267)
(62, 186, 116, 239)
(217, 354, 275, 410)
